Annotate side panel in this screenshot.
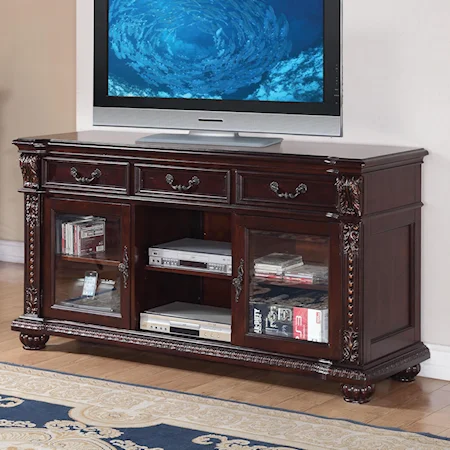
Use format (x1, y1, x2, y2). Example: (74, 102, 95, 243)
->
(363, 164, 422, 215)
(363, 208, 420, 362)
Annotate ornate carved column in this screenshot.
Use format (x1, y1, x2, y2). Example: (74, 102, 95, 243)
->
(341, 222, 360, 364)
(336, 176, 363, 365)
(19, 145, 45, 318)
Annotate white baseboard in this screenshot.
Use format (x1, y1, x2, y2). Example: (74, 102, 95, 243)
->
(420, 343, 450, 381)
(0, 240, 24, 264)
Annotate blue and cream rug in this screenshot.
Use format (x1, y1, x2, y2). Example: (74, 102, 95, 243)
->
(0, 362, 448, 449)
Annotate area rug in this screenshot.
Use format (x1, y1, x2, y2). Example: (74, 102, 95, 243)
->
(0, 363, 448, 449)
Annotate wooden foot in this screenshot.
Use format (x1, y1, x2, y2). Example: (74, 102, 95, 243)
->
(391, 364, 421, 382)
(20, 333, 49, 350)
(341, 383, 375, 404)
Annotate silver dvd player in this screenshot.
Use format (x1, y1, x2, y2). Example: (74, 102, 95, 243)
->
(148, 238, 232, 275)
(140, 302, 231, 342)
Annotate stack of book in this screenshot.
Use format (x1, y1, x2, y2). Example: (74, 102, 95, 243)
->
(284, 264, 328, 285)
(254, 253, 304, 279)
(249, 283, 329, 343)
(61, 216, 106, 256)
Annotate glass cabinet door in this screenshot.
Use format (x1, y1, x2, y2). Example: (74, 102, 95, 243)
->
(233, 214, 342, 360)
(43, 199, 131, 328)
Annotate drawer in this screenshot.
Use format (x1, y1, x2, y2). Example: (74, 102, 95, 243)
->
(44, 158, 129, 193)
(236, 171, 336, 210)
(135, 164, 231, 203)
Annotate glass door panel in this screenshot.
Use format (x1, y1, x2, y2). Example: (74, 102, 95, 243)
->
(54, 259, 121, 314)
(233, 214, 341, 360)
(44, 199, 130, 328)
(248, 231, 329, 344)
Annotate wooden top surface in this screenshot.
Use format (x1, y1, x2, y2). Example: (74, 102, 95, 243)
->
(15, 130, 428, 166)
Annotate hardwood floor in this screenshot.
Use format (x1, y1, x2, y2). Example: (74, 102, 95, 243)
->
(1, 262, 449, 436)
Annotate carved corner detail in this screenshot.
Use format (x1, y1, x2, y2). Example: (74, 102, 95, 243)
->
(336, 176, 362, 217)
(20, 154, 39, 189)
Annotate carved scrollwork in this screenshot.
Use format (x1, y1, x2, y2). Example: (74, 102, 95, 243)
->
(343, 328, 359, 363)
(11, 318, 368, 381)
(336, 176, 362, 217)
(25, 194, 39, 227)
(118, 246, 129, 289)
(342, 222, 360, 364)
(25, 286, 39, 315)
(24, 194, 40, 316)
(232, 258, 245, 303)
(343, 222, 360, 258)
(20, 154, 39, 189)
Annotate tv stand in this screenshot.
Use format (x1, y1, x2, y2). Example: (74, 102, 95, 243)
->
(13, 130, 429, 403)
(136, 130, 283, 148)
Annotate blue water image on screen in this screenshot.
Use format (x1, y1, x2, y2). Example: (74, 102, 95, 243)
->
(108, 0, 324, 103)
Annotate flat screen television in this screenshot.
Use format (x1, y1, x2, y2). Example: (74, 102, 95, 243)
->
(93, 0, 341, 147)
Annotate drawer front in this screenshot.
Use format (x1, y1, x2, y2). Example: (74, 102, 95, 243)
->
(236, 171, 336, 210)
(44, 158, 129, 193)
(135, 164, 231, 203)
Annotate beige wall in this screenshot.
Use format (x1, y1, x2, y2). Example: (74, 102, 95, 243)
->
(0, 1, 76, 242)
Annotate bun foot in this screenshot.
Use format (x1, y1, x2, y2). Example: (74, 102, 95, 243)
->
(20, 333, 49, 350)
(341, 383, 375, 404)
(391, 364, 421, 382)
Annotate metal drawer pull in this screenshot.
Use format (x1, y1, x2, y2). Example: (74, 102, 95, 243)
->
(70, 167, 102, 184)
(165, 173, 200, 192)
(270, 181, 307, 199)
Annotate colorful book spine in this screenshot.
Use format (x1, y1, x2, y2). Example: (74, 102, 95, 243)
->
(293, 307, 328, 343)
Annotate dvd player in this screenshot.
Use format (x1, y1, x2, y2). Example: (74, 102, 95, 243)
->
(140, 302, 231, 342)
(148, 238, 232, 275)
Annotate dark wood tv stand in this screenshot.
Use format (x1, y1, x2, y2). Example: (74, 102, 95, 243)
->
(13, 131, 429, 403)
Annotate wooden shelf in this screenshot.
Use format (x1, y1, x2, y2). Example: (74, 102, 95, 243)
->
(145, 265, 232, 280)
(253, 277, 328, 292)
(57, 253, 120, 267)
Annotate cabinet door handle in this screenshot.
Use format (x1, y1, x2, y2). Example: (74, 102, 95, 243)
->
(165, 173, 200, 192)
(70, 167, 102, 184)
(270, 181, 307, 199)
(118, 246, 129, 289)
(232, 258, 245, 303)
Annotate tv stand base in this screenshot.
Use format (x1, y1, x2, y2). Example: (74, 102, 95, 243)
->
(136, 131, 283, 148)
(12, 317, 430, 402)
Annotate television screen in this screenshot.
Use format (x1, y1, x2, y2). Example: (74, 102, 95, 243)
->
(108, 0, 325, 105)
